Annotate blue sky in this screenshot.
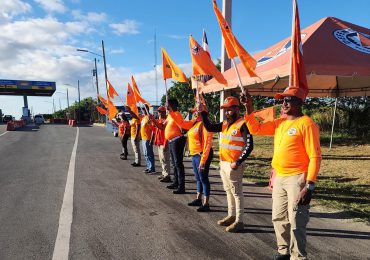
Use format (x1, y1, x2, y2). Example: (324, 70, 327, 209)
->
(1, 0, 370, 118)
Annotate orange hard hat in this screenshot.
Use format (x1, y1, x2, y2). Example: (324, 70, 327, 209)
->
(220, 96, 239, 109)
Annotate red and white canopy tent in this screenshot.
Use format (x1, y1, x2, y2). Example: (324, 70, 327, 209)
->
(201, 16, 370, 97)
(201, 17, 370, 148)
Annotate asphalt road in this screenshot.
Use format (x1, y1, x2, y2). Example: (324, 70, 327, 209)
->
(0, 124, 369, 260)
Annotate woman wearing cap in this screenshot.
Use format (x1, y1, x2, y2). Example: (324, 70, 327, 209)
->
(112, 114, 131, 160)
(170, 106, 214, 212)
(198, 96, 253, 232)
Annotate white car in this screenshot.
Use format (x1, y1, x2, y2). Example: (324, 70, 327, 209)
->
(34, 114, 45, 124)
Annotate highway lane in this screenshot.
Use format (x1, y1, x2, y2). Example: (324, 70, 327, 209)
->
(0, 124, 369, 259)
(0, 124, 77, 259)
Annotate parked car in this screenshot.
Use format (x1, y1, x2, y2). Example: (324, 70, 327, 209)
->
(34, 114, 45, 124)
(2, 115, 13, 123)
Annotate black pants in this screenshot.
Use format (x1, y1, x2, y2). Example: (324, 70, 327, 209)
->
(121, 135, 129, 157)
(169, 136, 186, 190)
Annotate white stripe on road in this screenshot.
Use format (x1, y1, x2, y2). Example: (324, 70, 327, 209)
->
(52, 127, 79, 260)
(0, 131, 8, 137)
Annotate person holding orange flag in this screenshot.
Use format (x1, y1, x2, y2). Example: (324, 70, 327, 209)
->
(171, 105, 214, 212)
(198, 96, 253, 232)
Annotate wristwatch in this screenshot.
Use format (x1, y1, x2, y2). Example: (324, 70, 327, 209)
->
(306, 183, 315, 191)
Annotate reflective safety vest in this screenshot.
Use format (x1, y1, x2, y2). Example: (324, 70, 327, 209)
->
(219, 117, 245, 162)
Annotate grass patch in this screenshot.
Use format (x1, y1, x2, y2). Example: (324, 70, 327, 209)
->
(212, 133, 370, 223)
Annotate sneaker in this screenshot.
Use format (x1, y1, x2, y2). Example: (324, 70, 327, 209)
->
(217, 216, 236, 226)
(197, 205, 210, 212)
(120, 156, 127, 160)
(166, 184, 178, 190)
(146, 170, 156, 175)
(160, 176, 172, 183)
(143, 169, 149, 173)
(273, 254, 290, 260)
(188, 199, 202, 207)
(120, 153, 125, 156)
(173, 189, 185, 194)
(225, 222, 244, 233)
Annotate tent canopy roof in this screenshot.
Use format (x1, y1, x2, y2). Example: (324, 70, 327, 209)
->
(202, 17, 370, 97)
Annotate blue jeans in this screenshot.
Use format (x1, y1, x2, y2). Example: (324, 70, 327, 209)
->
(142, 140, 155, 171)
(192, 149, 213, 197)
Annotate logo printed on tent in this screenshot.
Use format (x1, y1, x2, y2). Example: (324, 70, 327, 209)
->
(333, 28, 370, 54)
(256, 34, 307, 67)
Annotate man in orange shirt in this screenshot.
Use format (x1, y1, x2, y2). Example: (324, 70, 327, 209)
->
(241, 91, 322, 260)
(129, 111, 141, 167)
(139, 104, 155, 174)
(152, 106, 171, 182)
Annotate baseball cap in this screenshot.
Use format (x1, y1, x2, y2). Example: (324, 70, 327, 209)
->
(220, 96, 239, 109)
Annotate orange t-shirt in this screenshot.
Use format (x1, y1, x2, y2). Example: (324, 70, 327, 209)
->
(245, 114, 322, 181)
(140, 115, 152, 141)
(130, 118, 139, 138)
(165, 111, 182, 141)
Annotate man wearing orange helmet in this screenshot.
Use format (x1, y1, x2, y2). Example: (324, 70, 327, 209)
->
(199, 96, 253, 232)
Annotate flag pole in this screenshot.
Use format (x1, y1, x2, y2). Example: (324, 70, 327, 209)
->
(231, 58, 247, 95)
(164, 79, 169, 107)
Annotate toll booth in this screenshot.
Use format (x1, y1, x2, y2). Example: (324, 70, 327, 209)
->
(0, 79, 56, 122)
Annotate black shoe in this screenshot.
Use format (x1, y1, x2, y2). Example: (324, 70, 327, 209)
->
(173, 189, 185, 194)
(131, 162, 135, 165)
(166, 184, 178, 190)
(120, 156, 127, 160)
(197, 205, 210, 212)
(146, 170, 156, 175)
(160, 176, 172, 183)
(120, 153, 125, 156)
(132, 162, 141, 167)
(188, 199, 202, 207)
(143, 169, 150, 173)
(273, 254, 290, 260)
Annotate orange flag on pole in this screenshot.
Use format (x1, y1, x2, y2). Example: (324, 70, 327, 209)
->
(254, 106, 276, 123)
(98, 94, 108, 108)
(107, 80, 119, 99)
(162, 48, 188, 82)
(189, 35, 227, 85)
(212, 0, 258, 78)
(131, 76, 150, 106)
(275, 0, 308, 100)
(107, 98, 118, 120)
(289, 0, 308, 98)
(96, 105, 107, 115)
(126, 83, 139, 116)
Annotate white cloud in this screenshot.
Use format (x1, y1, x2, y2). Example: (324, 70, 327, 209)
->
(71, 10, 107, 23)
(34, 0, 67, 13)
(1, 0, 32, 17)
(109, 19, 140, 35)
(166, 34, 187, 40)
(110, 48, 124, 55)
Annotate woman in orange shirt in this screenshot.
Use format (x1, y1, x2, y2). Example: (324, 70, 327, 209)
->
(170, 107, 214, 212)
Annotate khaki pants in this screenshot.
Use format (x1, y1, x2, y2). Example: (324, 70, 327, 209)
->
(131, 138, 141, 164)
(220, 161, 245, 223)
(158, 145, 170, 177)
(272, 173, 309, 260)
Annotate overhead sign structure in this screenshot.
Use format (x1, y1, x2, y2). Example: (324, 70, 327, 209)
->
(0, 79, 56, 96)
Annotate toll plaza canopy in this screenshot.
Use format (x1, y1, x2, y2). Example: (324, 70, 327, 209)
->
(0, 79, 56, 96)
(201, 17, 370, 97)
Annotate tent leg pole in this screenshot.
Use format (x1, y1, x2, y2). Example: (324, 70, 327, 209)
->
(329, 98, 338, 150)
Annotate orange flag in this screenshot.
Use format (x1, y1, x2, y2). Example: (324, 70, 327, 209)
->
(126, 83, 139, 116)
(190, 36, 227, 85)
(131, 76, 151, 106)
(162, 48, 188, 82)
(107, 98, 118, 120)
(98, 94, 108, 108)
(212, 0, 258, 78)
(96, 105, 107, 115)
(107, 80, 119, 99)
(288, 0, 308, 99)
(254, 106, 276, 123)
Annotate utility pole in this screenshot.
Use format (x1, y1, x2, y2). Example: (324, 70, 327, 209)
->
(102, 40, 109, 98)
(220, 0, 232, 122)
(59, 98, 61, 110)
(67, 88, 70, 108)
(94, 58, 99, 96)
(52, 99, 56, 114)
